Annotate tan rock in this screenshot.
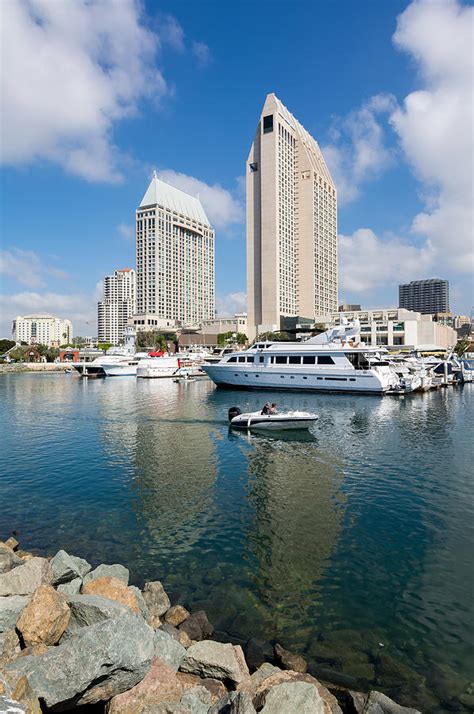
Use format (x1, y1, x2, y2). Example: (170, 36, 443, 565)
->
(274, 642, 307, 673)
(0, 628, 21, 665)
(5, 537, 19, 551)
(147, 614, 162, 629)
(178, 629, 192, 648)
(0, 682, 5, 695)
(18, 643, 49, 658)
(81, 576, 140, 614)
(11, 674, 43, 714)
(254, 670, 342, 713)
(16, 584, 70, 646)
(165, 604, 190, 627)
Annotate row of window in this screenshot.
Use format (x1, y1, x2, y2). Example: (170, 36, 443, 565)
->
(227, 354, 336, 366)
(232, 373, 355, 383)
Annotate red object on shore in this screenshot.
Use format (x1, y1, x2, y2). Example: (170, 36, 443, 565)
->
(148, 350, 165, 357)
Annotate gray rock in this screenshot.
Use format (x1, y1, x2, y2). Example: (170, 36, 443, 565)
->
(142, 580, 171, 617)
(0, 595, 29, 632)
(50, 550, 91, 585)
(161, 623, 181, 641)
(180, 685, 213, 713)
(0, 557, 53, 596)
(260, 681, 325, 713)
(0, 545, 23, 575)
(61, 594, 132, 639)
(129, 585, 148, 619)
(230, 691, 257, 713)
(6, 613, 155, 709)
(0, 695, 27, 713)
(0, 628, 21, 664)
(180, 641, 249, 686)
(179, 610, 214, 642)
(154, 629, 186, 671)
(249, 663, 281, 690)
(208, 692, 235, 714)
(83, 563, 129, 585)
(364, 691, 421, 714)
(57, 577, 82, 596)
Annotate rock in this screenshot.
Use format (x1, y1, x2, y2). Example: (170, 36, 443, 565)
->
(50, 550, 91, 585)
(0, 558, 53, 597)
(180, 684, 213, 712)
(0, 544, 23, 575)
(129, 585, 148, 619)
(7, 673, 43, 714)
(180, 641, 249, 686)
(244, 637, 274, 672)
(57, 577, 82, 596)
(274, 643, 307, 673)
(5, 538, 19, 551)
(0, 694, 27, 712)
(142, 580, 171, 623)
(241, 663, 281, 694)
(179, 610, 214, 642)
(62, 594, 132, 638)
(6, 613, 154, 709)
(0, 596, 29, 632)
(83, 563, 129, 585)
(260, 681, 327, 713)
(363, 691, 421, 713)
(154, 629, 187, 671)
(178, 630, 193, 649)
(161, 623, 181, 641)
(165, 605, 191, 627)
(16, 584, 70, 646)
(253, 670, 342, 713)
(81, 576, 140, 613)
(18, 643, 49, 658)
(0, 628, 21, 665)
(230, 690, 257, 713)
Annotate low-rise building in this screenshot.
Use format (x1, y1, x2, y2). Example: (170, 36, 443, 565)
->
(12, 314, 73, 347)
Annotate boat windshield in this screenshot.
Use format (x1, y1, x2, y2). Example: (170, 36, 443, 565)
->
(346, 352, 370, 370)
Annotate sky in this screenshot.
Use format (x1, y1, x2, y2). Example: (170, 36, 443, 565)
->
(0, 0, 473, 338)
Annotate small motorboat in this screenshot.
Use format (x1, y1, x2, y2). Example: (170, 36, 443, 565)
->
(228, 407, 318, 431)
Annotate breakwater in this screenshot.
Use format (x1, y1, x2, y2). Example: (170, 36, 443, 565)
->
(0, 537, 423, 713)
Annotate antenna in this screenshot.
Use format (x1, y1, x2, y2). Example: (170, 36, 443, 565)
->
(153, 169, 158, 179)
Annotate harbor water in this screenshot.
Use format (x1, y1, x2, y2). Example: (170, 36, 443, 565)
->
(1, 373, 473, 711)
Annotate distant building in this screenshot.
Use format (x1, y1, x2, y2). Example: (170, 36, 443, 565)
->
(399, 279, 449, 314)
(98, 268, 136, 345)
(136, 172, 215, 326)
(339, 303, 361, 312)
(246, 93, 337, 340)
(12, 314, 73, 347)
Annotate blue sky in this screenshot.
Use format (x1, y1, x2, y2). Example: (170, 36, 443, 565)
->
(1, 0, 473, 337)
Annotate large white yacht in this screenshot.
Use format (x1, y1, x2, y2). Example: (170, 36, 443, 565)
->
(202, 322, 399, 394)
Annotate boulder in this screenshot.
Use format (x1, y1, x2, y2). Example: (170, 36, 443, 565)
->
(274, 643, 307, 673)
(0, 628, 21, 665)
(240, 663, 281, 694)
(129, 585, 148, 619)
(178, 630, 193, 649)
(81, 576, 140, 613)
(154, 629, 186, 671)
(244, 637, 274, 672)
(57, 577, 82, 596)
(180, 641, 249, 686)
(62, 594, 131, 638)
(179, 610, 214, 642)
(16, 585, 70, 646)
(6, 614, 154, 709)
(363, 691, 421, 713)
(83, 563, 129, 586)
(0, 695, 27, 712)
(18, 643, 49, 658)
(50, 550, 91, 585)
(0, 543, 23, 574)
(260, 681, 328, 713)
(142, 581, 171, 624)
(4, 537, 19, 551)
(7, 672, 44, 714)
(180, 684, 213, 713)
(0, 558, 53, 597)
(165, 605, 190, 627)
(0, 595, 29, 632)
(230, 690, 257, 713)
(161, 623, 181, 641)
(253, 670, 342, 713)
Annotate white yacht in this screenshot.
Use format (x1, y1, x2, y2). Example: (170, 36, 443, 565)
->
(137, 355, 182, 378)
(72, 347, 135, 377)
(101, 352, 151, 377)
(202, 323, 399, 394)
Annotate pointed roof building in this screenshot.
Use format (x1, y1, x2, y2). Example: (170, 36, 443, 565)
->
(140, 171, 210, 227)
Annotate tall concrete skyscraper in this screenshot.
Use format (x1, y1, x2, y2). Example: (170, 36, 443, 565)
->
(399, 279, 449, 314)
(136, 173, 215, 326)
(98, 268, 136, 344)
(247, 93, 338, 339)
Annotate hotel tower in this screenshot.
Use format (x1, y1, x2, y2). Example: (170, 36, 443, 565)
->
(136, 172, 215, 326)
(247, 93, 338, 338)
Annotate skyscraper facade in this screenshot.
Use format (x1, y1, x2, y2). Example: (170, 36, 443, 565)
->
(136, 173, 215, 326)
(98, 268, 136, 344)
(247, 93, 338, 339)
(399, 279, 449, 314)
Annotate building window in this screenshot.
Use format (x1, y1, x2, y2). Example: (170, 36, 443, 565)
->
(263, 115, 273, 134)
(249, 162, 258, 172)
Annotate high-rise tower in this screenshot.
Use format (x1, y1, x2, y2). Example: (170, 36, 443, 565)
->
(399, 279, 449, 314)
(136, 173, 215, 326)
(98, 268, 136, 345)
(247, 93, 337, 338)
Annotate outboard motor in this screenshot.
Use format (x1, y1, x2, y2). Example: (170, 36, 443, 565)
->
(228, 406, 242, 422)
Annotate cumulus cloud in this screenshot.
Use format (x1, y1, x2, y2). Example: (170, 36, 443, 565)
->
(323, 94, 398, 204)
(159, 170, 243, 229)
(216, 292, 247, 316)
(192, 41, 212, 68)
(0, 248, 69, 288)
(0, 0, 167, 182)
(390, 0, 474, 274)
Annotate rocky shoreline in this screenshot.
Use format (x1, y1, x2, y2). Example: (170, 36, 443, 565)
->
(0, 538, 422, 713)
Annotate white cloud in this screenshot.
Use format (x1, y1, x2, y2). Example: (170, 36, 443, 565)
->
(0, 248, 69, 288)
(117, 223, 134, 240)
(216, 292, 247, 316)
(192, 41, 212, 68)
(160, 14, 185, 52)
(390, 0, 474, 274)
(159, 170, 243, 229)
(339, 228, 435, 293)
(323, 94, 397, 204)
(0, 0, 167, 182)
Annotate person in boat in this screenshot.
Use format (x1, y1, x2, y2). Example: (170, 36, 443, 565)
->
(261, 402, 278, 415)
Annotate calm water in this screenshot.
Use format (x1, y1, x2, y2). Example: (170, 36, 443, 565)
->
(1, 373, 473, 711)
